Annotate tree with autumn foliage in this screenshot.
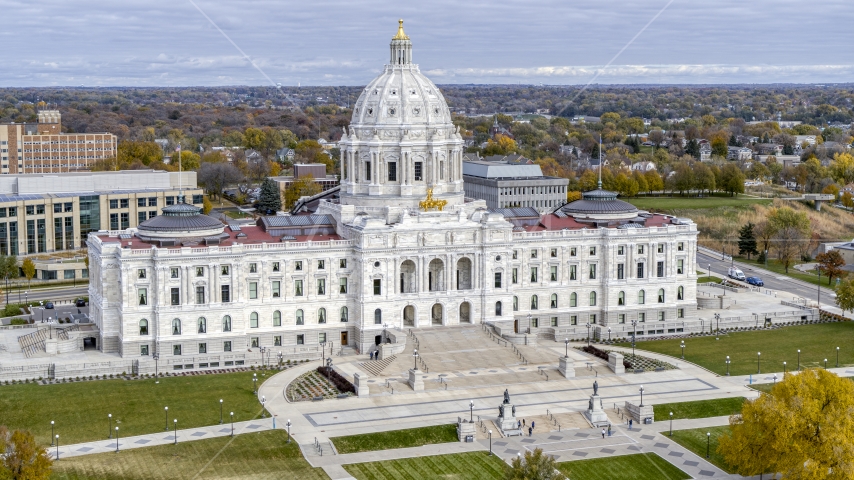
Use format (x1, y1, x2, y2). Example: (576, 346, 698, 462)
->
(816, 250, 845, 285)
(0, 426, 53, 479)
(504, 447, 567, 480)
(717, 369, 854, 479)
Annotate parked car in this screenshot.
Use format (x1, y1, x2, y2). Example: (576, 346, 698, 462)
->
(44, 301, 55, 309)
(727, 267, 746, 281)
(746, 276, 764, 287)
(75, 298, 87, 307)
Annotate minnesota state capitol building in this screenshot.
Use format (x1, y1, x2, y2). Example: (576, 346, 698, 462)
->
(88, 22, 700, 365)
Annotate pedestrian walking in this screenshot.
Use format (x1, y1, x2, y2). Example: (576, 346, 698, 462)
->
(531, 420, 535, 430)
(607, 424, 611, 436)
(517, 420, 521, 429)
(528, 426, 532, 437)
(601, 428, 605, 439)
(522, 419, 526, 427)
(629, 419, 633, 429)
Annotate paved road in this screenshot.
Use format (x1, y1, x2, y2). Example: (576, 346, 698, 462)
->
(0, 285, 89, 305)
(698, 252, 834, 305)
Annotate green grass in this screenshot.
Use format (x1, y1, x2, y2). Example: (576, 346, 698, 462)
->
(653, 397, 745, 421)
(697, 275, 723, 283)
(749, 383, 775, 393)
(617, 322, 854, 376)
(735, 256, 842, 290)
(52, 429, 328, 480)
(331, 424, 458, 454)
(627, 195, 772, 211)
(557, 453, 690, 480)
(0, 371, 267, 446)
(668, 426, 733, 473)
(344, 452, 505, 480)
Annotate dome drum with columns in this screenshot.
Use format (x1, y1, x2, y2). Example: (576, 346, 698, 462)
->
(339, 20, 465, 209)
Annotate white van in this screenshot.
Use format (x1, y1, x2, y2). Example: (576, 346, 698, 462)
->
(727, 267, 746, 281)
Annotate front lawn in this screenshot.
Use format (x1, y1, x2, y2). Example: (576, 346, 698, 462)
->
(667, 426, 733, 473)
(331, 424, 458, 454)
(617, 322, 854, 376)
(653, 397, 745, 421)
(344, 452, 505, 480)
(557, 453, 690, 480)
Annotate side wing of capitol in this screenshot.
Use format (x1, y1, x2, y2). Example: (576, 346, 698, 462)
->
(88, 22, 700, 364)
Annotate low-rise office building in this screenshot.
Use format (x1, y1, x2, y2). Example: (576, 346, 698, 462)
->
(463, 160, 569, 213)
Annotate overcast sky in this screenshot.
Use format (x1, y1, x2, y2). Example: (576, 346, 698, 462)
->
(3, 0, 853, 87)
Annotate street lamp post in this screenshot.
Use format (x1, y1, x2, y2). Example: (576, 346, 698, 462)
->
(219, 399, 224, 424)
(173, 419, 178, 445)
(837, 347, 840, 368)
(286, 419, 291, 443)
(115, 427, 119, 453)
(253, 373, 257, 394)
(669, 412, 673, 437)
(783, 361, 787, 376)
(797, 349, 801, 371)
(680, 341, 685, 360)
(164, 407, 169, 431)
(607, 327, 611, 343)
(488, 430, 493, 456)
(639, 385, 644, 407)
(564, 338, 569, 357)
(706, 432, 711, 458)
(757, 352, 761, 374)
(469, 400, 474, 423)
(825, 358, 828, 370)
(725, 356, 730, 376)
(586, 322, 591, 346)
(413, 349, 419, 370)
(108, 414, 112, 439)
(230, 412, 234, 437)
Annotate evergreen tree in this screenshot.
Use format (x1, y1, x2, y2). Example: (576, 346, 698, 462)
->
(737, 222, 759, 259)
(783, 144, 794, 155)
(685, 139, 700, 159)
(257, 178, 282, 215)
(590, 142, 600, 160)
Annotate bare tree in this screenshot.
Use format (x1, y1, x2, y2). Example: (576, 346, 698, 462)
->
(197, 162, 244, 200)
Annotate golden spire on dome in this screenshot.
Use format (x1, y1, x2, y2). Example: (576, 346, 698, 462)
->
(393, 19, 410, 40)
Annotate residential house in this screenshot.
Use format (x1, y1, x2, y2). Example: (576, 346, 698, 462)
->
(245, 149, 265, 164)
(631, 161, 656, 172)
(699, 144, 712, 161)
(727, 146, 753, 161)
(794, 135, 817, 147)
(276, 148, 296, 163)
(754, 144, 783, 156)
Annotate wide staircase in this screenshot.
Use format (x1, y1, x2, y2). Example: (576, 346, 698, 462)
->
(359, 355, 398, 376)
(17, 328, 49, 357)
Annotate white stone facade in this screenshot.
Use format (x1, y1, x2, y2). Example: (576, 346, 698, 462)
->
(87, 22, 700, 366)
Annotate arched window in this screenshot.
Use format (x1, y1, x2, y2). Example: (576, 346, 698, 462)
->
(273, 310, 281, 327)
(677, 286, 684, 300)
(550, 294, 558, 309)
(197, 317, 206, 334)
(570, 292, 577, 307)
(139, 319, 148, 336)
(530, 295, 538, 310)
(374, 308, 382, 324)
(318, 308, 327, 324)
(222, 315, 232, 332)
(658, 288, 665, 303)
(340, 306, 349, 322)
(638, 290, 646, 304)
(296, 309, 304, 325)
(513, 296, 519, 311)
(250, 312, 259, 328)
(495, 301, 502, 316)
(618, 291, 625, 306)
(172, 318, 181, 335)
(589, 291, 597, 306)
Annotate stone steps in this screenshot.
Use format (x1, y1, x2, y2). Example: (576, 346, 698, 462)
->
(358, 355, 397, 376)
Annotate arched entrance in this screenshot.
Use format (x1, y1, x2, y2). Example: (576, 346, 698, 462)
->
(456, 258, 472, 290)
(431, 303, 443, 325)
(459, 302, 471, 323)
(514, 319, 519, 334)
(428, 259, 445, 291)
(400, 260, 416, 293)
(403, 305, 415, 327)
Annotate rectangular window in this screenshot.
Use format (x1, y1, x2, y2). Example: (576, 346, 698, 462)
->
(657, 244, 664, 253)
(638, 245, 645, 254)
(137, 198, 146, 207)
(140, 345, 149, 356)
(221, 285, 230, 303)
(677, 259, 684, 275)
(63, 270, 74, 279)
(138, 269, 146, 279)
(678, 242, 684, 251)
(195, 286, 205, 304)
(274, 336, 282, 346)
(570, 247, 578, 257)
(138, 288, 147, 306)
(294, 279, 304, 296)
(149, 211, 156, 219)
(550, 248, 557, 258)
(619, 314, 626, 324)
(617, 264, 624, 280)
(373, 279, 381, 295)
(148, 197, 157, 207)
(108, 200, 117, 210)
(551, 317, 558, 327)
(120, 213, 129, 229)
(317, 278, 326, 295)
(365, 161, 372, 181)
(249, 282, 258, 299)
(192, 195, 203, 204)
(589, 246, 596, 256)
(589, 264, 596, 280)
(339, 277, 348, 293)
(657, 261, 664, 278)
(109, 214, 118, 230)
(221, 265, 229, 275)
(589, 314, 597, 324)
(319, 332, 327, 343)
(617, 245, 625, 255)
(249, 263, 258, 273)
(531, 249, 537, 259)
(512, 250, 518, 259)
(138, 211, 147, 224)
(170, 288, 180, 305)
(340, 259, 347, 268)
(678, 308, 684, 318)
(170, 267, 179, 278)
(272, 281, 281, 297)
(296, 334, 304, 345)
(224, 341, 232, 352)
(531, 318, 539, 328)
(658, 311, 665, 321)
(318, 259, 325, 269)
(570, 315, 577, 325)
(550, 266, 557, 282)
(639, 312, 646, 322)
(294, 261, 302, 271)
(512, 268, 518, 284)
(250, 316, 258, 328)
(196, 267, 204, 277)
(54, 204, 62, 213)
(273, 313, 281, 327)
(120, 199, 129, 209)
(165, 196, 175, 206)
(272, 262, 280, 272)
(414, 162, 422, 181)
(637, 263, 644, 279)
(173, 345, 182, 356)
(494, 272, 502, 288)
(199, 343, 207, 354)
(388, 162, 397, 181)
(251, 337, 259, 348)
(570, 265, 577, 281)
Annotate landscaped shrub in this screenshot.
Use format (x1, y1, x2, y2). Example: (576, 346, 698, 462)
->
(581, 345, 633, 369)
(2, 303, 24, 317)
(9, 318, 27, 325)
(316, 366, 356, 394)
